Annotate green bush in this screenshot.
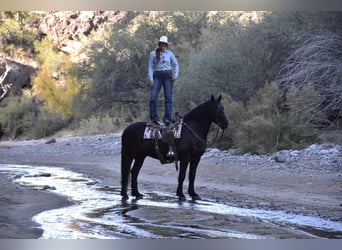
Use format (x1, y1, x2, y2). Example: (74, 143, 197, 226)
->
(0, 95, 36, 138)
(77, 114, 121, 135)
(0, 93, 65, 139)
(233, 82, 318, 154)
(0, 13, 37, 58)
(235, 115, 276, 154)
(30, 109, 66, 138)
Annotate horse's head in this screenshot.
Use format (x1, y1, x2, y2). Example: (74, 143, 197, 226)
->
(210, 94, 229, 130)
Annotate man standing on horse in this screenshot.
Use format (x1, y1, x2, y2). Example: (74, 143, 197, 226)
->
(148, 36, 179, 125)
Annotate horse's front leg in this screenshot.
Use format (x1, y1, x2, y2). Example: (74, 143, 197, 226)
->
(131, 155, 146, 199)
(188, 156, 202, 200)
(176, 159, 189, 201)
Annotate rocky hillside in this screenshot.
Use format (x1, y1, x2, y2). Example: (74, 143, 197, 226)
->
(32, 11, 138, 55)
(0, 11, 139, 101)
(0, 58, 35, 101)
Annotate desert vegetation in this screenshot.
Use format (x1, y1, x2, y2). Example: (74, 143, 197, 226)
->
(0, 11, 341, 153)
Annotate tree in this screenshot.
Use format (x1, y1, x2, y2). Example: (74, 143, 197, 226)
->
(33, 38, 79, 120)
(76, 23, 147, 120)
(277, 32, 342, 126)
(0, 12, 37, 58)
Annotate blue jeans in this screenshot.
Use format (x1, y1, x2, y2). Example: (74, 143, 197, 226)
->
(150, 71, 173, 122)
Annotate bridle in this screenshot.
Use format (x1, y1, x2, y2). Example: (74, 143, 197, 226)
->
(208, 105, 226, 147)
(207, 127, 225, 148)
(176, 104, 227, 151)
(182, 122, 207, 150)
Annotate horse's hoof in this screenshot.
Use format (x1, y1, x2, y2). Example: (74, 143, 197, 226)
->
(192, 195, 202, 201)
(178, 196, 186, 202)
(134, 194, 144, 200)
(121, 195, 129, 201)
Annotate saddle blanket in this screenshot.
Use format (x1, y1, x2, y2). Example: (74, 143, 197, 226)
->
(143, 123, 182, 139)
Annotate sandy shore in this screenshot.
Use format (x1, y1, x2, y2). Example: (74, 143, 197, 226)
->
(0, 133, 341, 238)
(0, 173, 72, 238)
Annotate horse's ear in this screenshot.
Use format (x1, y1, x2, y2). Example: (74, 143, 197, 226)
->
(218, 94, 222, 102)
(211, 95, 215, 102)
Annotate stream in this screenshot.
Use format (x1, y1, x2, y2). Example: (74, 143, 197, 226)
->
(1, 164, 341, 239)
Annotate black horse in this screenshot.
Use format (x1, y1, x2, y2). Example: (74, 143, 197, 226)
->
(120, 95, 229, 201)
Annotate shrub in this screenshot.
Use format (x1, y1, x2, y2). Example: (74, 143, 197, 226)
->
(30, 109, 66, 138)
(0, 14, 37, 58)
(0, 93, 66, 139)
(77, 114, 121, 135)
(277, 32, 342, 126)
(0, 94, 36, 138)
(233, 82, 318, 154)
(235, 115, 276, 154)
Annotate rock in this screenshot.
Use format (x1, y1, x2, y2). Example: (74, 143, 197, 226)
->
(203, 148, 222, 158)
(290, 150, 301, 157)
(308, 144, 319, 151)
(45, 138, 56, 144)
(0, 59, 35, 101)
(42, 185, 56, 190)
(35, 11, 139, 57)
(273, 150, 290, 163)
(209, 148, 221, 154)
(33, 173, 51, 177)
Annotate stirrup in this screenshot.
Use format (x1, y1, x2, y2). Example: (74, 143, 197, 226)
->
(153, 120, 164, 126)
(166, 146, 175, 162)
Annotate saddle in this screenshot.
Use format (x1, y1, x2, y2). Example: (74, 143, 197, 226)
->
(144, 117, 183, 171)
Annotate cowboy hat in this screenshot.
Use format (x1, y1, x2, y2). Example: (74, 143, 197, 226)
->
(158, 36, 171, 45)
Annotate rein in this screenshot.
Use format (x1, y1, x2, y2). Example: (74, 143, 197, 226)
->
(183, 123, 206, 150)
(183, 123, 224, 150)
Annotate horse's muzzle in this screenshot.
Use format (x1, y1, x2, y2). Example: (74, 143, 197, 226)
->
(219, 120, 228, 130)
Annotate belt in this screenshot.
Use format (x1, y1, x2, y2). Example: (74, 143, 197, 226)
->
(155, 70, 171, 73)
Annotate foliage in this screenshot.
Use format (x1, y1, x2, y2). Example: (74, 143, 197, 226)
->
(33, 38, 79, 120)
(1, 11, 36, 23)
(0, 15, 37, 58)
(0, 94, 36, 138)
(74, 11, 210, 124)
(0, 91, 65, 138)
(34, 37, 66, 71)
(174, 20, 248, 110)
(277, 32, 342, 126)
(174, 11, 295, 108)
(234, 83, 318, 154)
(30, 108, 66, 138)
(2, 11, 341, 153)
(73, 23, 146, 123)
(77, 114, 123, 135)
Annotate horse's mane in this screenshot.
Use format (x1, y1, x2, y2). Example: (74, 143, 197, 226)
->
(183, 100, 210, 122)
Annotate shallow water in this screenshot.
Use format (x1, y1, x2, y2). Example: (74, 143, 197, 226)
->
(1, 164, 341, 239)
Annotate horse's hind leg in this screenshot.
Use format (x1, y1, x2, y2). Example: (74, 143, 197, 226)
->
(188, 156, 202, 200)
(131, 154, 146, 199)
(121, 153, 133, 201)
